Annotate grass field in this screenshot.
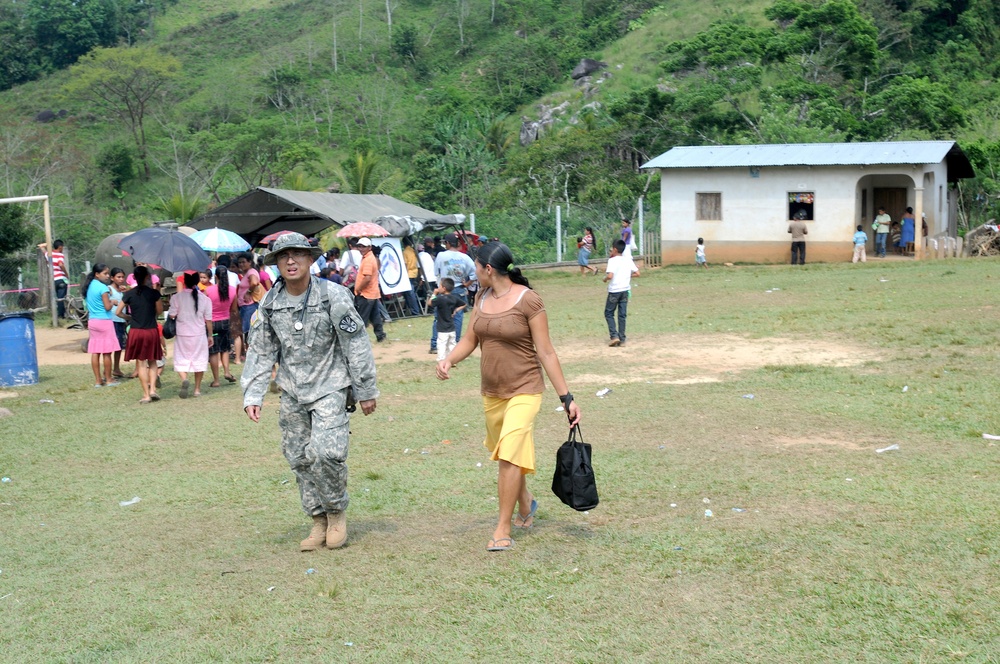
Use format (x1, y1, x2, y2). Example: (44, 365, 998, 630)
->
(2, 259, 999, 662)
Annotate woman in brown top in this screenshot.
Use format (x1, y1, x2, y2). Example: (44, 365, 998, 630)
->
(437, 242, 581, 552)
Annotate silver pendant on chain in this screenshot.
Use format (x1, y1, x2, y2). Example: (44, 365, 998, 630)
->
(294, 321, 303, 331)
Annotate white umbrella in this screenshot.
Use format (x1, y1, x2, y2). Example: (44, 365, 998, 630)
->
(190, 228, 251, 253)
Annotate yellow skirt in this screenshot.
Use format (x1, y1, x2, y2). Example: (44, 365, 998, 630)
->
(482, 393, 542, 475)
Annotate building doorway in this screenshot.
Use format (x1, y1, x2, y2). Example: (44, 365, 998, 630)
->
(874, 188, 907, 223)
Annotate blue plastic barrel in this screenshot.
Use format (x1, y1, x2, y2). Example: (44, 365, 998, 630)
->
(0, 311, 39, 387)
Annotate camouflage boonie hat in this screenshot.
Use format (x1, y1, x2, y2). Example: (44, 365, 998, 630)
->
(263, 232, 323, 265)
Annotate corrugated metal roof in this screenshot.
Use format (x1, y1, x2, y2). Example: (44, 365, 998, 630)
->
(641, 141, 961, 169)
(190, 188, 457, 240)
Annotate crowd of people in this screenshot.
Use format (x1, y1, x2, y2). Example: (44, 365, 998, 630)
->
(62, 228, 589, 555)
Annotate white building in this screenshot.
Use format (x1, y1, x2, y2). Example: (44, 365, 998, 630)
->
(641, 141, 975, 264)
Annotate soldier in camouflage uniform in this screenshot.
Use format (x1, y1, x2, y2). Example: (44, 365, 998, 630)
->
(242, 232, 379, 551)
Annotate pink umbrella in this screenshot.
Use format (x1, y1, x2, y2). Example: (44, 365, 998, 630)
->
(258, 230, 296, 245)
(335, 222, 390, 238)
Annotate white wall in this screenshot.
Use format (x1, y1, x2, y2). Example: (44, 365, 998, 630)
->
(658, 164, 935, 245)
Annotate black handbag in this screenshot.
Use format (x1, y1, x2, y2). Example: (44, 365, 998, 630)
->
(551, 424, 599, 511)
(162, 316, 177, 340)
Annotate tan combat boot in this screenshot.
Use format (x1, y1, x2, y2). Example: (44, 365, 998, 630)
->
(300, 514, 328, 551)
(326, 511, 347, 549)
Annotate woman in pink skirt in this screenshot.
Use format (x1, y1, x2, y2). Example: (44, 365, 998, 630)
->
(83, 263, 121, 387)
(167, 272, 213, 398)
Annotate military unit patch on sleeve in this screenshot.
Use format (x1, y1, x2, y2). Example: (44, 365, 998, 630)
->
(338, 314, 359, 333)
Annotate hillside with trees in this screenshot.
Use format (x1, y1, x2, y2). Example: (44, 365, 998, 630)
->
(1, 0, 999, 277)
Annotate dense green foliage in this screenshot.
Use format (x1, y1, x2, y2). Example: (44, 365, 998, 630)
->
(1, 0, 1000, 266)
(0, 0, 175, 89)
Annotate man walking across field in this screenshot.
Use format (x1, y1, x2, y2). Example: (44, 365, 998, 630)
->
(788, 216, 808, 265)
(604, 239, 640, 347)
(242, 232, 379, 551)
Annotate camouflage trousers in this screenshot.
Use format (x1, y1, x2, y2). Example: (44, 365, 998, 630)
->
(278, 388, 351, 516)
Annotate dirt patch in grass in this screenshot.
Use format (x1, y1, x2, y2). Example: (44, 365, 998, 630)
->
(34, 325, 875, 391)
(775, 435, 865, 452)
(563, 334, 879, 385)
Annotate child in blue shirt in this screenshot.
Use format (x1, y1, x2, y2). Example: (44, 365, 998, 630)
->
(852, 225, 868, 264)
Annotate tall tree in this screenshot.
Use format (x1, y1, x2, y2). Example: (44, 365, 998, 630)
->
(64, 46, 180, 180)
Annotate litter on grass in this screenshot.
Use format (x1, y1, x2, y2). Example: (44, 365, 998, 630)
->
(670, 503, 677, 508)
(267, 586, 276, 592)
(702, 498, 711, 504)
(118, 496, 141, 507)
(731, 508, 747, 513)
(1, 477, 10, 483)
(555, 406, 564, 412)
(305, 569, 315, 575)
(704, 509, 713, 518)
(39, 399, 54, 404)
(982, 433, 1000, 440)
(596, 388, 612, 398)
(875, 444, 900, 453)
(742, 394, 755, 399)
(902, 385, 909, 392)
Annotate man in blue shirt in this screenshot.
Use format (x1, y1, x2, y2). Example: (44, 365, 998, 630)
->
(429, 233, 475, 353)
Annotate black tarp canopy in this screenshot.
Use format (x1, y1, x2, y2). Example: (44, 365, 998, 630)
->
(190, 187, 464, 243)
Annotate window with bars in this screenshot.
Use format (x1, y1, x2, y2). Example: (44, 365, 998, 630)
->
(696, 192, 722, 220)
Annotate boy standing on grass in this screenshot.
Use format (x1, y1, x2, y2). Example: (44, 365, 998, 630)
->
(604, 239, 639, 347)
(852, 225, 868, 263)
(427, 277, 467, 361)
(695, 238, 708, 268)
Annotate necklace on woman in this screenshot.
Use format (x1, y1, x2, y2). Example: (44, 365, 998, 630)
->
(491, 285, 512, 299)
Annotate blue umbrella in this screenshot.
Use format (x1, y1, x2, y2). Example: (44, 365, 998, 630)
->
(190, 228, 251, 253)
(117, 227, 210, 273)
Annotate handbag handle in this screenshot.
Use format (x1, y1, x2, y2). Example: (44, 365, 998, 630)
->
(568, 423, 582, 442)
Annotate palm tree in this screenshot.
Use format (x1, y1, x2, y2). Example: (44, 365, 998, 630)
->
(333, 150, 404, 194)
(479, 116, 513, 159)
(157, 193, 204, 223)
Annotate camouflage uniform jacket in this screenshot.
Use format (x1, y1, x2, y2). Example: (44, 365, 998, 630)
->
(242, 276, 378, 408)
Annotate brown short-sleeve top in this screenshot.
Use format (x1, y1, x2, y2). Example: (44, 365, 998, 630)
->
(474, 287, 546, 398)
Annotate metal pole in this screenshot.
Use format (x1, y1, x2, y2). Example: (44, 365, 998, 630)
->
(470, 212, 476, 235)
(556, 206, 562, 262)
(913, 186, 925, 260)
(0, 195, 55, 326)
(638, 196, 644, 257)
(43, 198, 57, 325)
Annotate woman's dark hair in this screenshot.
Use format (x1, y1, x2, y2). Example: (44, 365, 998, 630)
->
(81, 263, 109, 296)
(906, 206, 913, 214)
(133, 265, 150, 288)
(214, 265, 230, 301)
(110, 267, 125, 278)
(476, 241, 530, 289)
(237, 252, 253, 266)
(184, 271, 200, 312)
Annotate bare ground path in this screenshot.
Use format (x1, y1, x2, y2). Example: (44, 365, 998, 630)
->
(32, 325, 877, 382)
